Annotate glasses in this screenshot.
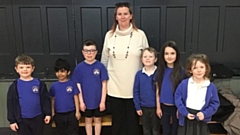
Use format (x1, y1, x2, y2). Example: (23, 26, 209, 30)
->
(82, 49, 97, 54)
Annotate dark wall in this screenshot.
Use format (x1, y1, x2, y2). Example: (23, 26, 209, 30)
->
(0, 0, 240, 78)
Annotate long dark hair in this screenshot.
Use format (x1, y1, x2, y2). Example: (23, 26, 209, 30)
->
(156, 41, 183, 94)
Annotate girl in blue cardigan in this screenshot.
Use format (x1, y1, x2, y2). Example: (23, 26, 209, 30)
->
(175, 54, 220, 135)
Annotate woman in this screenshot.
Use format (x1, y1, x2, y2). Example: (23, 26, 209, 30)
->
(101, 2, 149, 135)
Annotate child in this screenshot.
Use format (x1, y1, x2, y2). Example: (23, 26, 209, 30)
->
(175, 53, 220, 135)
(50, 58, 80, 135)
(133, 47, 161, 135)
(7, 54, 51, 135)
(156, 41, 184, 135)
(71, 39, 109, 135)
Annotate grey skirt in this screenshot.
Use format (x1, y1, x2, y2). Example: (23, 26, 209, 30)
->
(177, 108, 210, 135)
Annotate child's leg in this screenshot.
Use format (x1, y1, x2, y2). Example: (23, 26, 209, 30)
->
(161, 113, 171, 135)
(94, 117, 102, 135)
(28, 114, 44, 135)
(17, 120, 31, 135)
(54, 113, 67, 135)
(161, 104, 172, 135)
(85, 117, 93, 135)
(150, 108, 161, 135)
(171, 112, 178, 135)
(66, 111, 79, 135)
(141, 107, 152, 135)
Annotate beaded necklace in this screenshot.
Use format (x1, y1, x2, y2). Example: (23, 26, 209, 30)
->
(112, 32, 133, 59)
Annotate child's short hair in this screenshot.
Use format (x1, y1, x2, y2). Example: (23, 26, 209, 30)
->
(83, 39, 98, 50)
(54, 58, 71, 72)
(141, 47, 157, 58)
(186, 53, 211, 79)
(15, 54, 34, 67)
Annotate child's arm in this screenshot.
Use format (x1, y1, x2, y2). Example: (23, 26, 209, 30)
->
(156, 83, 162, 118)
(7, 84, 19, 131)
(51, 97, 55, 117)
(41, 82, 51, 124)
(200, 84, 220, 119)
(77, 83, 86, 112)
(7, 92, 19, 131)
(7, 86, 16, 123)
(74, 95, 80, 120)
(99, 80, 107, 112)
(175, 81, 195, 120)
(133, 73, 142, 116)
(174, 82, 189, 117)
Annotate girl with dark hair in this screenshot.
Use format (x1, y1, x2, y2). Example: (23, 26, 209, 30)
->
(156, 41, 184, 135)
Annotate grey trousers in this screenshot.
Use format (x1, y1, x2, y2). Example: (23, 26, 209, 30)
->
(142, 107, 161, 135)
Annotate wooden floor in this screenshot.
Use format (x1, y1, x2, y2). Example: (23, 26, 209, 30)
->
(51, 115, 228, 135)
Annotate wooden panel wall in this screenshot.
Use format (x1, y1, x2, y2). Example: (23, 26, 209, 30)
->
(192, 0, 240, 69)
(0, 0, 240, 77)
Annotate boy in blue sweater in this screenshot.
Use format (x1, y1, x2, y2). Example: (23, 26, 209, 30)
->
(71, 39, 109, 135)
(133, 47, 161, 135)
(7, 54, 51, 135)
(50, 58, 80, 135)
